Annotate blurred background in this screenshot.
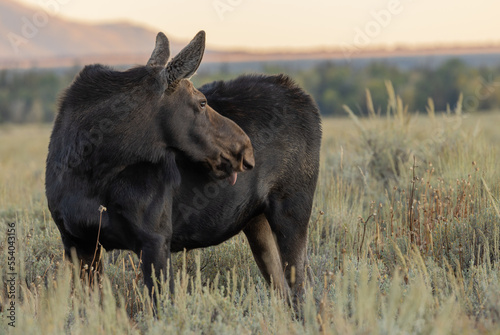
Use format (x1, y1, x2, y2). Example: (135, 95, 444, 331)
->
(1, 0, 500, 122)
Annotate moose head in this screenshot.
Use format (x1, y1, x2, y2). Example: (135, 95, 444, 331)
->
(147, 31, 255, 182)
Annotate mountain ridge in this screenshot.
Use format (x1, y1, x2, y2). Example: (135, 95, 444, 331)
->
(0, 0, 187, 67)
(2, 0, 500, 69)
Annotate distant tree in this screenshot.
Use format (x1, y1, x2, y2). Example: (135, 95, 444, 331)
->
(26, 98, 44, 123)
(414, 59, 468, 111)
(0, 59, 499, 124)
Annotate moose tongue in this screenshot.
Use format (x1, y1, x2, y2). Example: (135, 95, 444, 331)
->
(228, 171, 238, 186)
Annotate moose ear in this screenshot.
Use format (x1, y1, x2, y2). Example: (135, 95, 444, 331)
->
(147, 32, 170, 67)
(164, 30, 205, 84)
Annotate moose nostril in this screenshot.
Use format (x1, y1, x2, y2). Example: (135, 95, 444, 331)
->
(241, 149, 255, 170)
(243, 159, 254, 170)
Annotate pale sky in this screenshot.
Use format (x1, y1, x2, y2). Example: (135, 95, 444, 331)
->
(17, 0, 500, 52)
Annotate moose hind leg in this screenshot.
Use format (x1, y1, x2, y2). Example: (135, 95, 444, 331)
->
(243, 214, 290, 296)
(265, 193, 313, 301)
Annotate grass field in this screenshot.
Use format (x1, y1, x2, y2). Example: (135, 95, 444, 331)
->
(1, 91, 500, 334)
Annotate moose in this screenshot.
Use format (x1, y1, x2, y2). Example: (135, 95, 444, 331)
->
(46, 31, 321, 303)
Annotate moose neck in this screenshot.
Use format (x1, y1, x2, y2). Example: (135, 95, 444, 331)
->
(52, 65, 171, 183)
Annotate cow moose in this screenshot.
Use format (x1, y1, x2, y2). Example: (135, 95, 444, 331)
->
(46, 31, 322, 304)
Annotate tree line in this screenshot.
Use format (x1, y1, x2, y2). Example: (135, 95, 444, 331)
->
(1, 58, 500, 123)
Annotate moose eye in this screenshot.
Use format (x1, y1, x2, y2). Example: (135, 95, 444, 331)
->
(199, 100, 207, 109)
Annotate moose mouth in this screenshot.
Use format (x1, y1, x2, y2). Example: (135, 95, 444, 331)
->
(211, 153, 254, 185)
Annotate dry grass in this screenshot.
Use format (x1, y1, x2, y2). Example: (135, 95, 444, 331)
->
(1, 89, 500, 333)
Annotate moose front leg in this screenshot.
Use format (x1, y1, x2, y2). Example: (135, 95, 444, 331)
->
(60, 230, 104, 288)
(141, 235, 174, 305)
(78, 244, 104, 286)
(108, 159, 177, 306)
